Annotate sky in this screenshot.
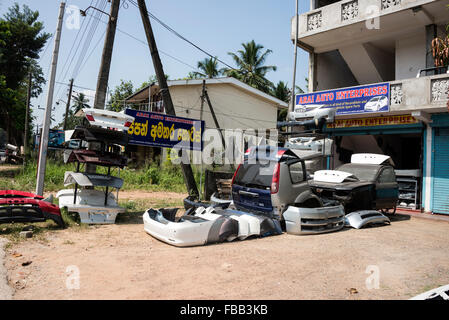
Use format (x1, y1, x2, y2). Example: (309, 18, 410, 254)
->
(0, 0, 311, 128)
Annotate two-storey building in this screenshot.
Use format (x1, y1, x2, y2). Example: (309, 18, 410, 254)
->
(292, 0, 449, 214)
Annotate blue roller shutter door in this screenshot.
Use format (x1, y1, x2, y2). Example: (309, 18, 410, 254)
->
(432, 128, 449, 215)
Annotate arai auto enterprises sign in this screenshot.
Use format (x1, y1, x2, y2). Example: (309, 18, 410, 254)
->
(326, 115, 419, 129)
(296, 83, 390, 115)
(124, 109, 204, 151)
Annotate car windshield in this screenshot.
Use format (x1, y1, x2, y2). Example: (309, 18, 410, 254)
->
(234, 160, 277, 188)
(337, 164, 378, 181)
(370, 97, 379, 102)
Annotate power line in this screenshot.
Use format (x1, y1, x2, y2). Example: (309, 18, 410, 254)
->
(126, 0, 236, 71)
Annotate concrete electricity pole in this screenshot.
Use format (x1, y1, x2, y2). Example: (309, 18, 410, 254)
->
(137, 0, 199, 198)
(290, 0, 299, 113)
(23, 71, 32, 159)
(36, 1, 66, 196)
(93, 0, 120, 109)
(63, 78, 74, 130)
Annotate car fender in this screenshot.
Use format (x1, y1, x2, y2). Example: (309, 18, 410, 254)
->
(293, 190, 323, 207)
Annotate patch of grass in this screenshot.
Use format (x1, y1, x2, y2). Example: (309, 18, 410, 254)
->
(0, 160, 201, 194)
(0, 221, 60, 246)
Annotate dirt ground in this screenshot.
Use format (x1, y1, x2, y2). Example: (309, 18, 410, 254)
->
(3, 191, 449, 300)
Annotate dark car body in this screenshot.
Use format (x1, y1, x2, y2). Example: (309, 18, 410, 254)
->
(231, 146, 321, 219)
(309, 163, 399, 213)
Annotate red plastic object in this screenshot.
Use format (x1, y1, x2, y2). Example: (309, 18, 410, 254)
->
(0, 190, 65, 228)
(0, 190, 44, 199)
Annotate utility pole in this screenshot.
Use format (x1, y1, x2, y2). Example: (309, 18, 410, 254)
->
(24, 71, 32, 159)
(137, 0, 199, 198)
(36, 1, 66, 196)
(290, 0, 299, 113)
(93, 0, 120, 109)
(63, 78, 74, 130)
(204, 90, 225, 149)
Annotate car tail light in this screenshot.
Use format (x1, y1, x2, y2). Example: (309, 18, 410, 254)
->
(271, 162, 280, 194)
(231, 163, 242, 185)
(85, 114, 95, 122)
(276, 149, 286, 158)
(124, 121, 132, 128)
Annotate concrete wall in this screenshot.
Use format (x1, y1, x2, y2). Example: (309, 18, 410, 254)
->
(395, 28, 426, 80)
(171, 83, 279, 130)
(315, 50, 359, 91)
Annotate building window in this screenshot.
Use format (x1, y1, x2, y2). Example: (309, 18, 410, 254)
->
(381, 0, 401, 10)
(342, 1, 358, 21)
(307, 11, 322, 31)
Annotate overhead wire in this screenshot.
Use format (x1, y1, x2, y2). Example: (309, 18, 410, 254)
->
(126, 0, 236, 71)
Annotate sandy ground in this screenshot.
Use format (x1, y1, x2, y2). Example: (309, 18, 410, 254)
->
(4, 204, 449, 300)
(0, 238, 13, 300)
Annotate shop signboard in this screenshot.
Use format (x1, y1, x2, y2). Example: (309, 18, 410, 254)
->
(125, 108, 204, 151)
(326, 114, 419, 129)
(296, 83, 390, 116)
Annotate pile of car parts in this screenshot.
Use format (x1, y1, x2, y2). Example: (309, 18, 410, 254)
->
(56, 109, 134, 224)
(0, 190, 65, 228)
(143, 206, 282, 247)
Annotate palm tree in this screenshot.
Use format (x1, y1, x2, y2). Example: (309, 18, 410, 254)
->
(72, 92, 90, 114)
(192, 57, 222, 79)
(223, 40, 277, 93)
(271, 81, 291, 103)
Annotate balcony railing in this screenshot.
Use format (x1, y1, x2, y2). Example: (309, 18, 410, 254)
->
(293, 0, 435, 39)
(123, 100, 165, 114)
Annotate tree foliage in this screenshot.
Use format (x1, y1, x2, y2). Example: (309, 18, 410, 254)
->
(223, 40, 277, 93)
(192, 57, 222, 79)
(56, 93, 91, 130)
(108, 79, 134, 112)
(0, 3, 50, 145)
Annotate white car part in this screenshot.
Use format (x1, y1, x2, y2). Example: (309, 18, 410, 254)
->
(283, 205, 345, 235)
(410, 284, 449, 300)
(193, 206, 239, 241)
(63, 171, 123, 189)
(75, 108, 135, 131)
(344, 210, 390, 229)
(56, 189, 124, 224)
(143, 208, 239, 247)
(222, 210, 264, 239)
(288, 104, 336, 123)
(210, 192, 233, 207)
(313, 170, 356, 183)
(285, 137, 333, 156)
(351, 153, 393, 165)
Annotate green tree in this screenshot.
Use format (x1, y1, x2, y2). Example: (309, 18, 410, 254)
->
(192, 57, 222, 79)
(223, 40, 277, 93)
(56, 92, 91, 130)
(138, 74, 169, 90)
(0, 3, 50, 145)
(295, 78, 309, 94)
(271, 81, 291, 122)
(108, 79, 134, 112)
(271, 81, 291, 103)
(72, 93, 91, 114)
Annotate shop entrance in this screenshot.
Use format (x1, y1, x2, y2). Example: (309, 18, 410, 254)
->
(332, 132, 423, 210)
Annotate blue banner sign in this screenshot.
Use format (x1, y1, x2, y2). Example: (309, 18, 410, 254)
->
(296, 83, 390, 115)
(48, 129, 65, 149)
(125, 109, 204, 151)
